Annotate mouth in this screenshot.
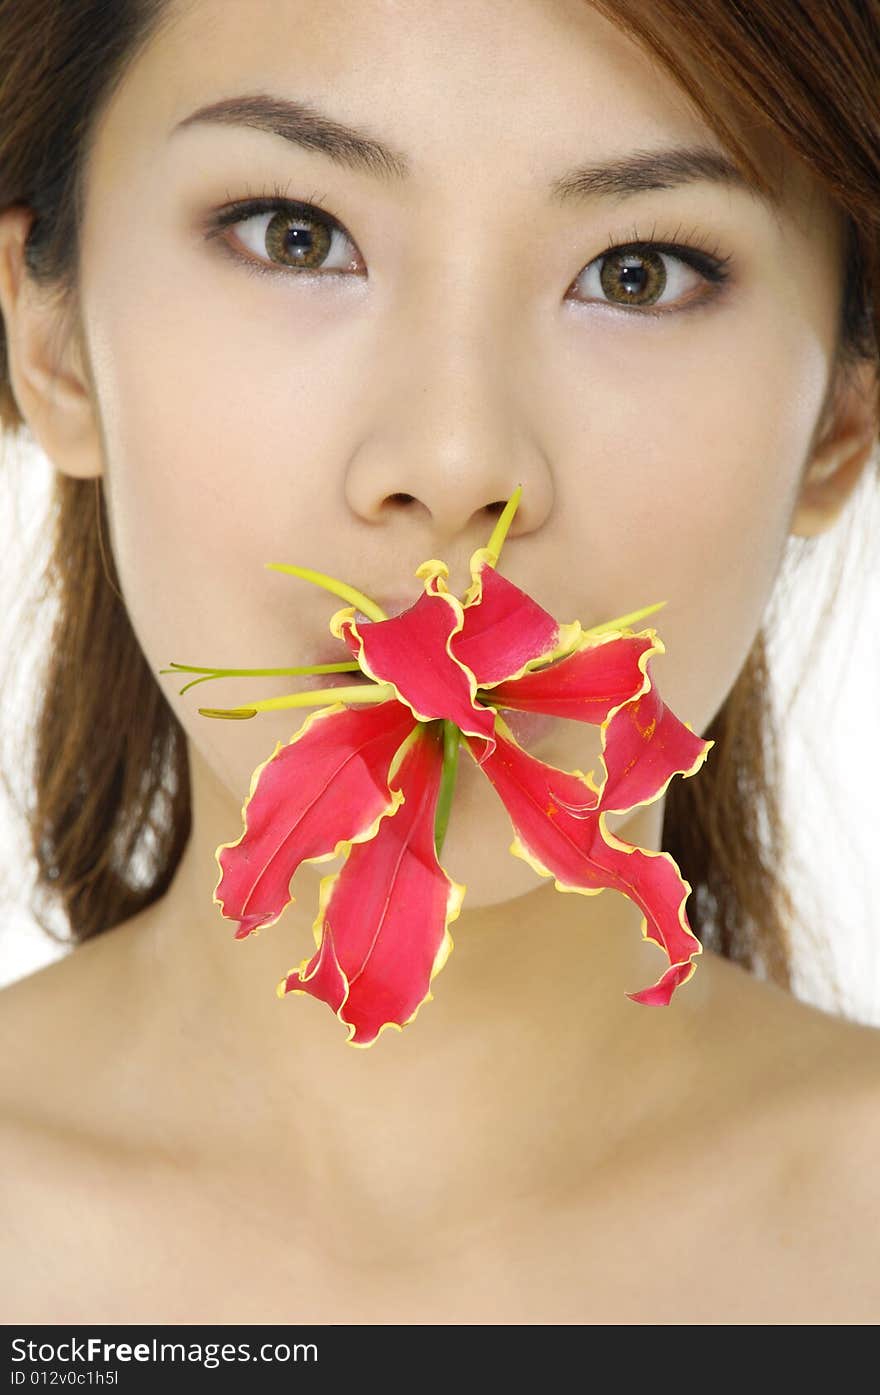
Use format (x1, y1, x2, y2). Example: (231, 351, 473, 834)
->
(301, 640, 557, 750)
(317, 666, 373, 687)
(304, 591, 422, 689)
(296, 654, 370, 689)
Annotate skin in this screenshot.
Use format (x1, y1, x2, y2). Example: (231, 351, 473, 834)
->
(0, 0, 879, 1322)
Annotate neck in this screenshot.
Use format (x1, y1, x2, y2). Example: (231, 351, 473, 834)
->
(125, 739, 720, 1257)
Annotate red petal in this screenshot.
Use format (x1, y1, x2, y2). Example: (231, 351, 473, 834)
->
(278, 723, 465, 1047)
(624, 957, 699, 1007)
(550, 657, 712, 816)
(214, 699, 418, 939)
(331, 565, 497, 764)
(488, 631, 657, 721)
(450, 546, 581, 687)
(462, 719, 703, 1005)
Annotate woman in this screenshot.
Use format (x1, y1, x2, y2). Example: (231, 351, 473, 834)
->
(0, 0, 878, 1323)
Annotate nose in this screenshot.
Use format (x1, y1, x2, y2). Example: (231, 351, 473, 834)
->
(342, 293, 554, 560)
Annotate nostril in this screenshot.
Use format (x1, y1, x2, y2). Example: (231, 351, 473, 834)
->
(387, 492, 416, 504)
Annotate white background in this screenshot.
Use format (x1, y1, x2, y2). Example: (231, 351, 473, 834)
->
(2, 433, 879, 1025)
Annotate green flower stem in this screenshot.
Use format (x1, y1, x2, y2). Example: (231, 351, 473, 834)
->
(264, 563, 387, 621)
(433, 720, 461, 858)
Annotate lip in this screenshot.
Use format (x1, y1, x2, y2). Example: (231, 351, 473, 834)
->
(309, 674, 557, 748)
(304, 592, 421, 688)
(300, 652, 371, 689)
(492, 705, 557, 748)
(358, 592, 421, 622)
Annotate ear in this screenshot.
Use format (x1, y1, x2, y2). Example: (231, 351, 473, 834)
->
(790, 356, 878, 539)
(0, 204, 103, 479)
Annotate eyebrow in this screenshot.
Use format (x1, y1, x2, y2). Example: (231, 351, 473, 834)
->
(172, 93, 777, 208)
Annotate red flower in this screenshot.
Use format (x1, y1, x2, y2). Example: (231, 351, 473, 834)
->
(161, 488, 712, 1048)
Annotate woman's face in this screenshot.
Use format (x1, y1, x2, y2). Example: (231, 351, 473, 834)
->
(74, 0, 843, 906)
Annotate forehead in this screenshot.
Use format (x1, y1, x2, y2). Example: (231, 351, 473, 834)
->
(84, 0, 826, 240)
(88, 1, 743, 177)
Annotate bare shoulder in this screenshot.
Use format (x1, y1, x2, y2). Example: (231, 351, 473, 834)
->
(783, 1005, 880, 1249)
(726, 956, 880, 1167)
(2, 927, 880, 1323)
(0, 935, 134, 1177)
(735, 981, 880, 1321)
(618, 954, 880, 1322)
(0, 926, 129, 1116)
(0, 913, 157, 1162)
(0, 927, 172, 1321)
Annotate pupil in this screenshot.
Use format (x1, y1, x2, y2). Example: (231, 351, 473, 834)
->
(620, 261, 646, 296)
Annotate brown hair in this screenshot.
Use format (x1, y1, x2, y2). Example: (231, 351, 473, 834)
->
(0, 0, 877, 1008)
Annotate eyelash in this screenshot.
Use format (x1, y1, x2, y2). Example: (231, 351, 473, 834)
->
(203, 178, 735, 316)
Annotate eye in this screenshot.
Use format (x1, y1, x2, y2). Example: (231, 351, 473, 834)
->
(570, 229, 733, 317)
(205, 191, 363, 281)
(205, 193, 734, 314)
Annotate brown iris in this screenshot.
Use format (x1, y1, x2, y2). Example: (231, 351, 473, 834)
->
(600, 247, 666, 308)
(264, 209, 333, 270)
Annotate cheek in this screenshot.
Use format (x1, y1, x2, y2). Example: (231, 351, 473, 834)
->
(548, 296, 831, 747)
(82, 264, 371, 806)
(86, 258, 348, 597)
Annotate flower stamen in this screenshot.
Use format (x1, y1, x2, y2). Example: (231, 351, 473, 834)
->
(198, 681, 396, 719)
